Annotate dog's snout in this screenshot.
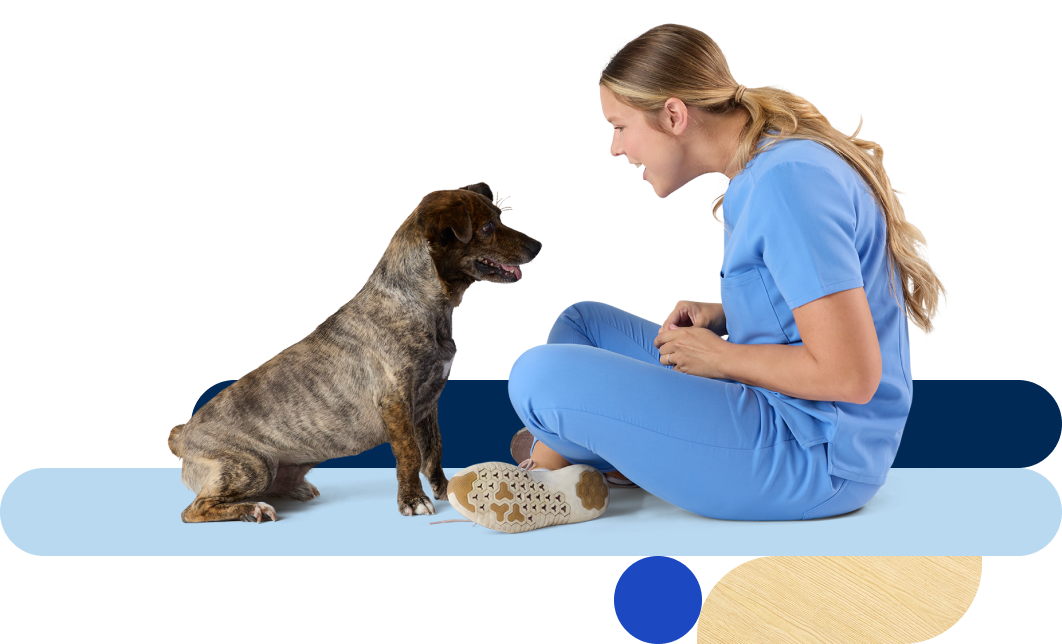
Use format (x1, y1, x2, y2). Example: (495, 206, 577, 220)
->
(503, 229, 539, 264)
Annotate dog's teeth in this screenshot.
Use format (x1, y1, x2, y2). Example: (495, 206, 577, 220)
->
(482, 259, 518, 274)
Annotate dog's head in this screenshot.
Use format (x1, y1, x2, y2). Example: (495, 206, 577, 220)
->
(415, 182, 541, 289)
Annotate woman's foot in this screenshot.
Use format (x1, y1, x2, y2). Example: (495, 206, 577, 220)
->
(510, 427, 640, 489)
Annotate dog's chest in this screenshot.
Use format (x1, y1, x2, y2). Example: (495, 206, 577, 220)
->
(411, 332, 456, 416)
(413, 372, 451, 420)
(433, 315, 457, 380)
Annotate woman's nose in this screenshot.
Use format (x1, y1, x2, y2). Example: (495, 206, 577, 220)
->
(610, 133, 623, 157)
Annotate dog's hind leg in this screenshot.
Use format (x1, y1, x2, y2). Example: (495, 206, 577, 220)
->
(180, 455, 279, 523)
(414, 406, 448, 501)
(263, 463, 321, 501)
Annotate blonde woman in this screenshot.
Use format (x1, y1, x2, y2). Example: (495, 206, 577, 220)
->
(447, 24, 943, 532)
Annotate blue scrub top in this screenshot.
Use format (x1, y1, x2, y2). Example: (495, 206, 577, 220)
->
(720, 137, 912, 486)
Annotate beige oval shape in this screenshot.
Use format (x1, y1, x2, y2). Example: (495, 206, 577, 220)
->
(698, 556, 981, 644)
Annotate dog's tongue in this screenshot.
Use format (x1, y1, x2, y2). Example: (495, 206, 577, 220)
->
(502, 264, 522, 279)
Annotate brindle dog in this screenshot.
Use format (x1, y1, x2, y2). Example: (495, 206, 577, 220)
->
(168, 182, 540, 522)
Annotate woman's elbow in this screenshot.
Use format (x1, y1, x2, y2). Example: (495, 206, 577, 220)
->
(843, 359, 882, 405)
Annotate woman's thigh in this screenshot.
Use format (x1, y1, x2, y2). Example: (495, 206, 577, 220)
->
(546, 301, 668, 367)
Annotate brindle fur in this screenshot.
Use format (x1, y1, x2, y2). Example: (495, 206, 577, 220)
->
(168, 183, 541, 522)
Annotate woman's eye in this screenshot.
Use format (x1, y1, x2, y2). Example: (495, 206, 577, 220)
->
(482, 222, 495, 233)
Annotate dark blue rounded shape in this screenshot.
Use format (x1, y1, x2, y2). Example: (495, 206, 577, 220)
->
(192, 380, 237, 417)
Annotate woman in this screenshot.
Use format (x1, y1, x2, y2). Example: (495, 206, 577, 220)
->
(445, 24, 943, 533)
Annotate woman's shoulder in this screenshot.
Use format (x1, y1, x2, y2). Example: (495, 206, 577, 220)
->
(744, 137, 856, 186)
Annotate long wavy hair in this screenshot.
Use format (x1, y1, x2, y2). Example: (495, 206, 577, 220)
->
(600, 24, 944, 333)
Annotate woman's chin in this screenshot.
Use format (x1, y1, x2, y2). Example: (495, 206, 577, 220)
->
(650, 180, 675, 198)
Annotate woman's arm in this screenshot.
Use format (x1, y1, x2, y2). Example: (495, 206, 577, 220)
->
(739, 287, 882, 403)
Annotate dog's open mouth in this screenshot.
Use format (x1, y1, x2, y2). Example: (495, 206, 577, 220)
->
(474, 257, 523, 281)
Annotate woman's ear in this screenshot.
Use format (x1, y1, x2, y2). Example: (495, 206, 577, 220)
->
(662, 97, 689, 135)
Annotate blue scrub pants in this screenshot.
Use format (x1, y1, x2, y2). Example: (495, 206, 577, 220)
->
(507, 302, 881, 521)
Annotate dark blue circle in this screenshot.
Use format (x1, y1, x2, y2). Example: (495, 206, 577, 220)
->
(614, 556, 701, 643)
(192, 380, 237, 416)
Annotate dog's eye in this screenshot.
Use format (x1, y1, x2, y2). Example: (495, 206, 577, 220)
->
(481, 222, 495, 234)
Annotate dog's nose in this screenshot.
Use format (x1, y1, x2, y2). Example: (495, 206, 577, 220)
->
(524, 238, 542, 259)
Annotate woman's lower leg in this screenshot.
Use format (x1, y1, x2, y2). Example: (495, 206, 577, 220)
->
(530, 440, 629, 480)
(529, 440, 571, 470)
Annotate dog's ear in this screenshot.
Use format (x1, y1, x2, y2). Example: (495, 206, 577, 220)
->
(459, 182, 493, 202)
(416, 191, 475, 247)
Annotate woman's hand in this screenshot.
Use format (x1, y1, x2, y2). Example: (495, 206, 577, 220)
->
(658, 301, 727, 336)
(654, 326, 729, 378)
(655, 300, 729, 378)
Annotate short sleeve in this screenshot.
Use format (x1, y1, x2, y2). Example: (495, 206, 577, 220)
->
(744, 160, 864, 309)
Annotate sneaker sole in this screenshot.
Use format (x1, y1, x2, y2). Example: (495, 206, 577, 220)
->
(446, 462, 609, 533)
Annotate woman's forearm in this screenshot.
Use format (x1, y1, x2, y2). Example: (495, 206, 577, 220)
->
(717, 344, 866, 403)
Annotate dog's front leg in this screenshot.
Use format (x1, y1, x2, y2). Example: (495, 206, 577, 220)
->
(414, 405, 448, 501)
(380, 393, 435, 516)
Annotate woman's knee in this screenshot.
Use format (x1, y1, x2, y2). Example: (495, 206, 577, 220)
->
(559, 301, 616, 324)
(547, 301, 609, 345)
(508, 345, 561, 430)
(510, 343, 550, 376)
(508, 345, 559, 408)
(508, 344, 603, 425)
(550, 301, 598, 333)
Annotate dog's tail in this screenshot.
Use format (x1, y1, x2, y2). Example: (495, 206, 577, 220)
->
(168, 424, 185, 458)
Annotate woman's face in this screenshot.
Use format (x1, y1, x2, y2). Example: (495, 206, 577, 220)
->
(601, 85, 747, 195)
(603, 86, 675, 196)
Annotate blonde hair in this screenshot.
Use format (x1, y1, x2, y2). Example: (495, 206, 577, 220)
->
(601, 24, 944, 333)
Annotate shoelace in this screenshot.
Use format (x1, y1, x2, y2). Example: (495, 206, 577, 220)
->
(432, 460, 538, 526)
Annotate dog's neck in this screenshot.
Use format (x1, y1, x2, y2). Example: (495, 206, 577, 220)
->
(370, 221, 462, 316)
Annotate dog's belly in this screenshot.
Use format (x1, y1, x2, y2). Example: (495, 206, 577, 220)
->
(270, 409, 390, 462)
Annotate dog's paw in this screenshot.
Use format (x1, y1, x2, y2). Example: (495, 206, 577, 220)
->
(288, 481, 320, 502)
(240, 502, 278, 523)
(430, 478, 449, 501)
(398, 495, 436, 517)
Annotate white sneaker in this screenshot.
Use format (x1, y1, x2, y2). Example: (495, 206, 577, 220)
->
(446, 461, 609, 533)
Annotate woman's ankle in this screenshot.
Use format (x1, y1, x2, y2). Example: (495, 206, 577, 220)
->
(530, 441, 572, 470)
